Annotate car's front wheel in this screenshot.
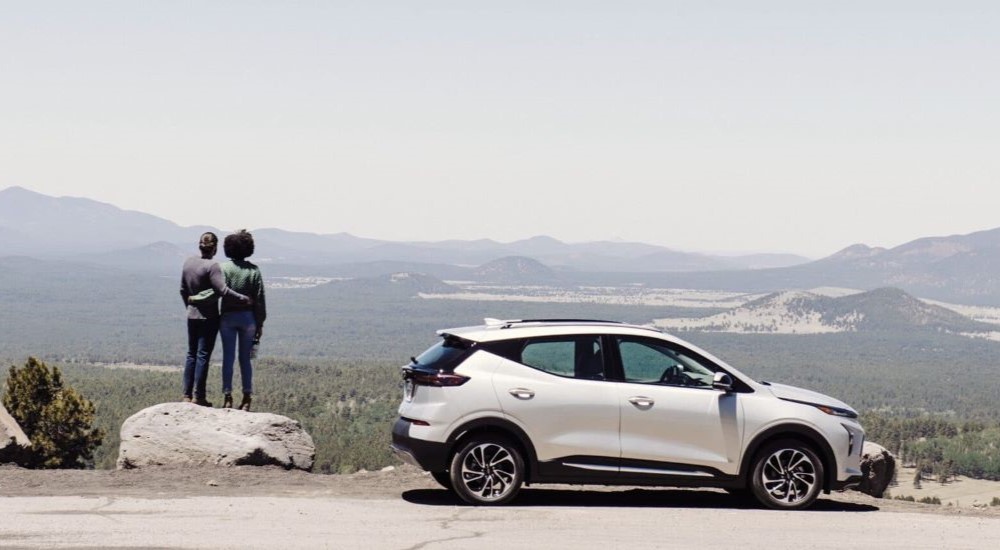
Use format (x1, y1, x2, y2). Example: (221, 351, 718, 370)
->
(750, 440, 824, 510)
(449, 437, 524, 505)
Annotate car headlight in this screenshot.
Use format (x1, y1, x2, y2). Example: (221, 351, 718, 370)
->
(781, 397, 859, 419)
(813, 404, 858, 419)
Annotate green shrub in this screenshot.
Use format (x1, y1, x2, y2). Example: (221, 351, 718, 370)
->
(918, 496, 942, 505)
(2, 357, 104, 468)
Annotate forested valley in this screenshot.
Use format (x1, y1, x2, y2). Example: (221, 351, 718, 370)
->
(3, 262, 1000, 479)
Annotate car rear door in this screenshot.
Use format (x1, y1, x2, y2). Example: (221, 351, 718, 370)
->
(488, 334, 621, 478)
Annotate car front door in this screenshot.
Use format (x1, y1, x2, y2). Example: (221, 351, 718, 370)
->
(613, 335, 743, 477)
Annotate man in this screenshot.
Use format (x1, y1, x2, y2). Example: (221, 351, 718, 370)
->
(179, 232, 250, 406)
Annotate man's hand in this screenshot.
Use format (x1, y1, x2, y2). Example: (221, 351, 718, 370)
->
(240, 295, 254, 305)
(255, 327, 263, 341)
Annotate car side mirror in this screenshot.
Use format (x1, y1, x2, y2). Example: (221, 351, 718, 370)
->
(712, 372, 733, 392)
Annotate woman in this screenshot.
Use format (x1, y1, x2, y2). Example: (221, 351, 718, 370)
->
(219, 229, 266, 411)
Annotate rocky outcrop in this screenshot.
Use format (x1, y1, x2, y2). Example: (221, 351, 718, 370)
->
(117, 403, 315, 471)
(856, 441, 896, 498)
(0, 402, 31, 464)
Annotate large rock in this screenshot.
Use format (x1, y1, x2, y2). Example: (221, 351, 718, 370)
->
(856, 441, 896, 498)
(117, 403, 315, 471)
(0, 402, 31, 464)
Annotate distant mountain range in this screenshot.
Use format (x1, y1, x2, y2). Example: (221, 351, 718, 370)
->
(0, 186, 807, 272)
(0, 187, 214, 255)
(584, 227, 1000, 305)
(3, 186, 1000, 305)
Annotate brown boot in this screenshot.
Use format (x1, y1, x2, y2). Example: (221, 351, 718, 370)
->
(182, 396, 192, 403)
(239, 394, 252, 412)
(223, 393, 234, 409)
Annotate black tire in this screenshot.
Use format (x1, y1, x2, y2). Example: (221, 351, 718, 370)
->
(449, 436, 524, 506)
(750, 440, 824, 510)
(724, 487, 752, 501)
(431, 471, 453, 491)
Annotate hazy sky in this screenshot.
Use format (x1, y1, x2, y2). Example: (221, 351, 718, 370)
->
(2, 1, 998, 257)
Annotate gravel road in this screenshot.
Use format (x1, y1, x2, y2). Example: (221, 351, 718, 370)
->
(2, 465, 999, 549)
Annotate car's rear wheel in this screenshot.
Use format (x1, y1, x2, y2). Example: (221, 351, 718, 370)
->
(750, 440, 823, 510)
(431, 471, 453, 491)
(449, 437, 524, 505)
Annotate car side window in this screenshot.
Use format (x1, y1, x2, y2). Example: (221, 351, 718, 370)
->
(518, 336, 606, 380)
(617, 337, 715, 388)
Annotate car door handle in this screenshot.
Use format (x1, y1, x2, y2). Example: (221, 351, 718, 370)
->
(628, 396, 655, 408)
(508, 388, 535, 400)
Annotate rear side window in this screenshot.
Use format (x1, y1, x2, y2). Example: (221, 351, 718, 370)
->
(521, 340, 576, 376)
(487, 335, 606, 380)
(412, 336, 473, 372)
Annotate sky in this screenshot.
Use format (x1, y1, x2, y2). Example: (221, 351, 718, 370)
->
(2, 1, 998, 258)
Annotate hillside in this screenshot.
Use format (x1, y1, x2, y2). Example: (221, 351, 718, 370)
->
(325, 272, 458, 296)
(0, 186, 210, 255)
(471, 256, 561, 284)
(580, 227, 1000, 306)
(656, 287, 994, 335)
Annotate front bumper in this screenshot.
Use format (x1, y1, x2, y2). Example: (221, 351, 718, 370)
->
(391, 417, 450, 472)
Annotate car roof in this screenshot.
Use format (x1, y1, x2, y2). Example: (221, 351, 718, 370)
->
(437, 318, 665, 343)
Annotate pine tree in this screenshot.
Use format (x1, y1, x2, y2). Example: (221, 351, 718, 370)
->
(2, 357, 105, 468)
(937, 463, 953, 485)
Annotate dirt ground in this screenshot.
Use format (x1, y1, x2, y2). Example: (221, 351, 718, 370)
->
(2, 463, 998, 518)
(0, 463, 421, 499)
(888, 466, 1000, 508)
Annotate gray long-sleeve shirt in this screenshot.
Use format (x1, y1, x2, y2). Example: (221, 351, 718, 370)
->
(179, 257, 248, 320)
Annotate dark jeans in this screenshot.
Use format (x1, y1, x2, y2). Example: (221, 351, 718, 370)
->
(220, 310, 255, 395)
(183, 317, 220, 399)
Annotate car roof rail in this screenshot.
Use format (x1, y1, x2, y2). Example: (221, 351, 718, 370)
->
(484, 318, 629, 328)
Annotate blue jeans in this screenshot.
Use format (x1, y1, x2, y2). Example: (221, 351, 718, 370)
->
(220, 310, 256, 395)
(183, 317, 219, 399)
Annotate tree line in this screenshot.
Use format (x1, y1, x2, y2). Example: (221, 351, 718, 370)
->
(8, 356, 1000, 481)
(863, 411, 1000, 481)
(49, 358, 403, 472)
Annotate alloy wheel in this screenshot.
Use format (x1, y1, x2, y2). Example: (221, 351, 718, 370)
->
(459, 443, 518, 502)
(760, 448, 818, 504)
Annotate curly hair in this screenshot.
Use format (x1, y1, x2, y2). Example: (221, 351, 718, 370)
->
(223, 229, 255, 260)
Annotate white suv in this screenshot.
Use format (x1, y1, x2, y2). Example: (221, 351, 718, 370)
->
(392, 319, 864, 509)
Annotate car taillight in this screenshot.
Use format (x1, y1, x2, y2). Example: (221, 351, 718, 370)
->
(411, 371, 470, 387)
(401, 417, 430, 426)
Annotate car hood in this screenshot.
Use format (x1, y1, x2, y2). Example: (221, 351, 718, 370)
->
(765, 382, 856, 413)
